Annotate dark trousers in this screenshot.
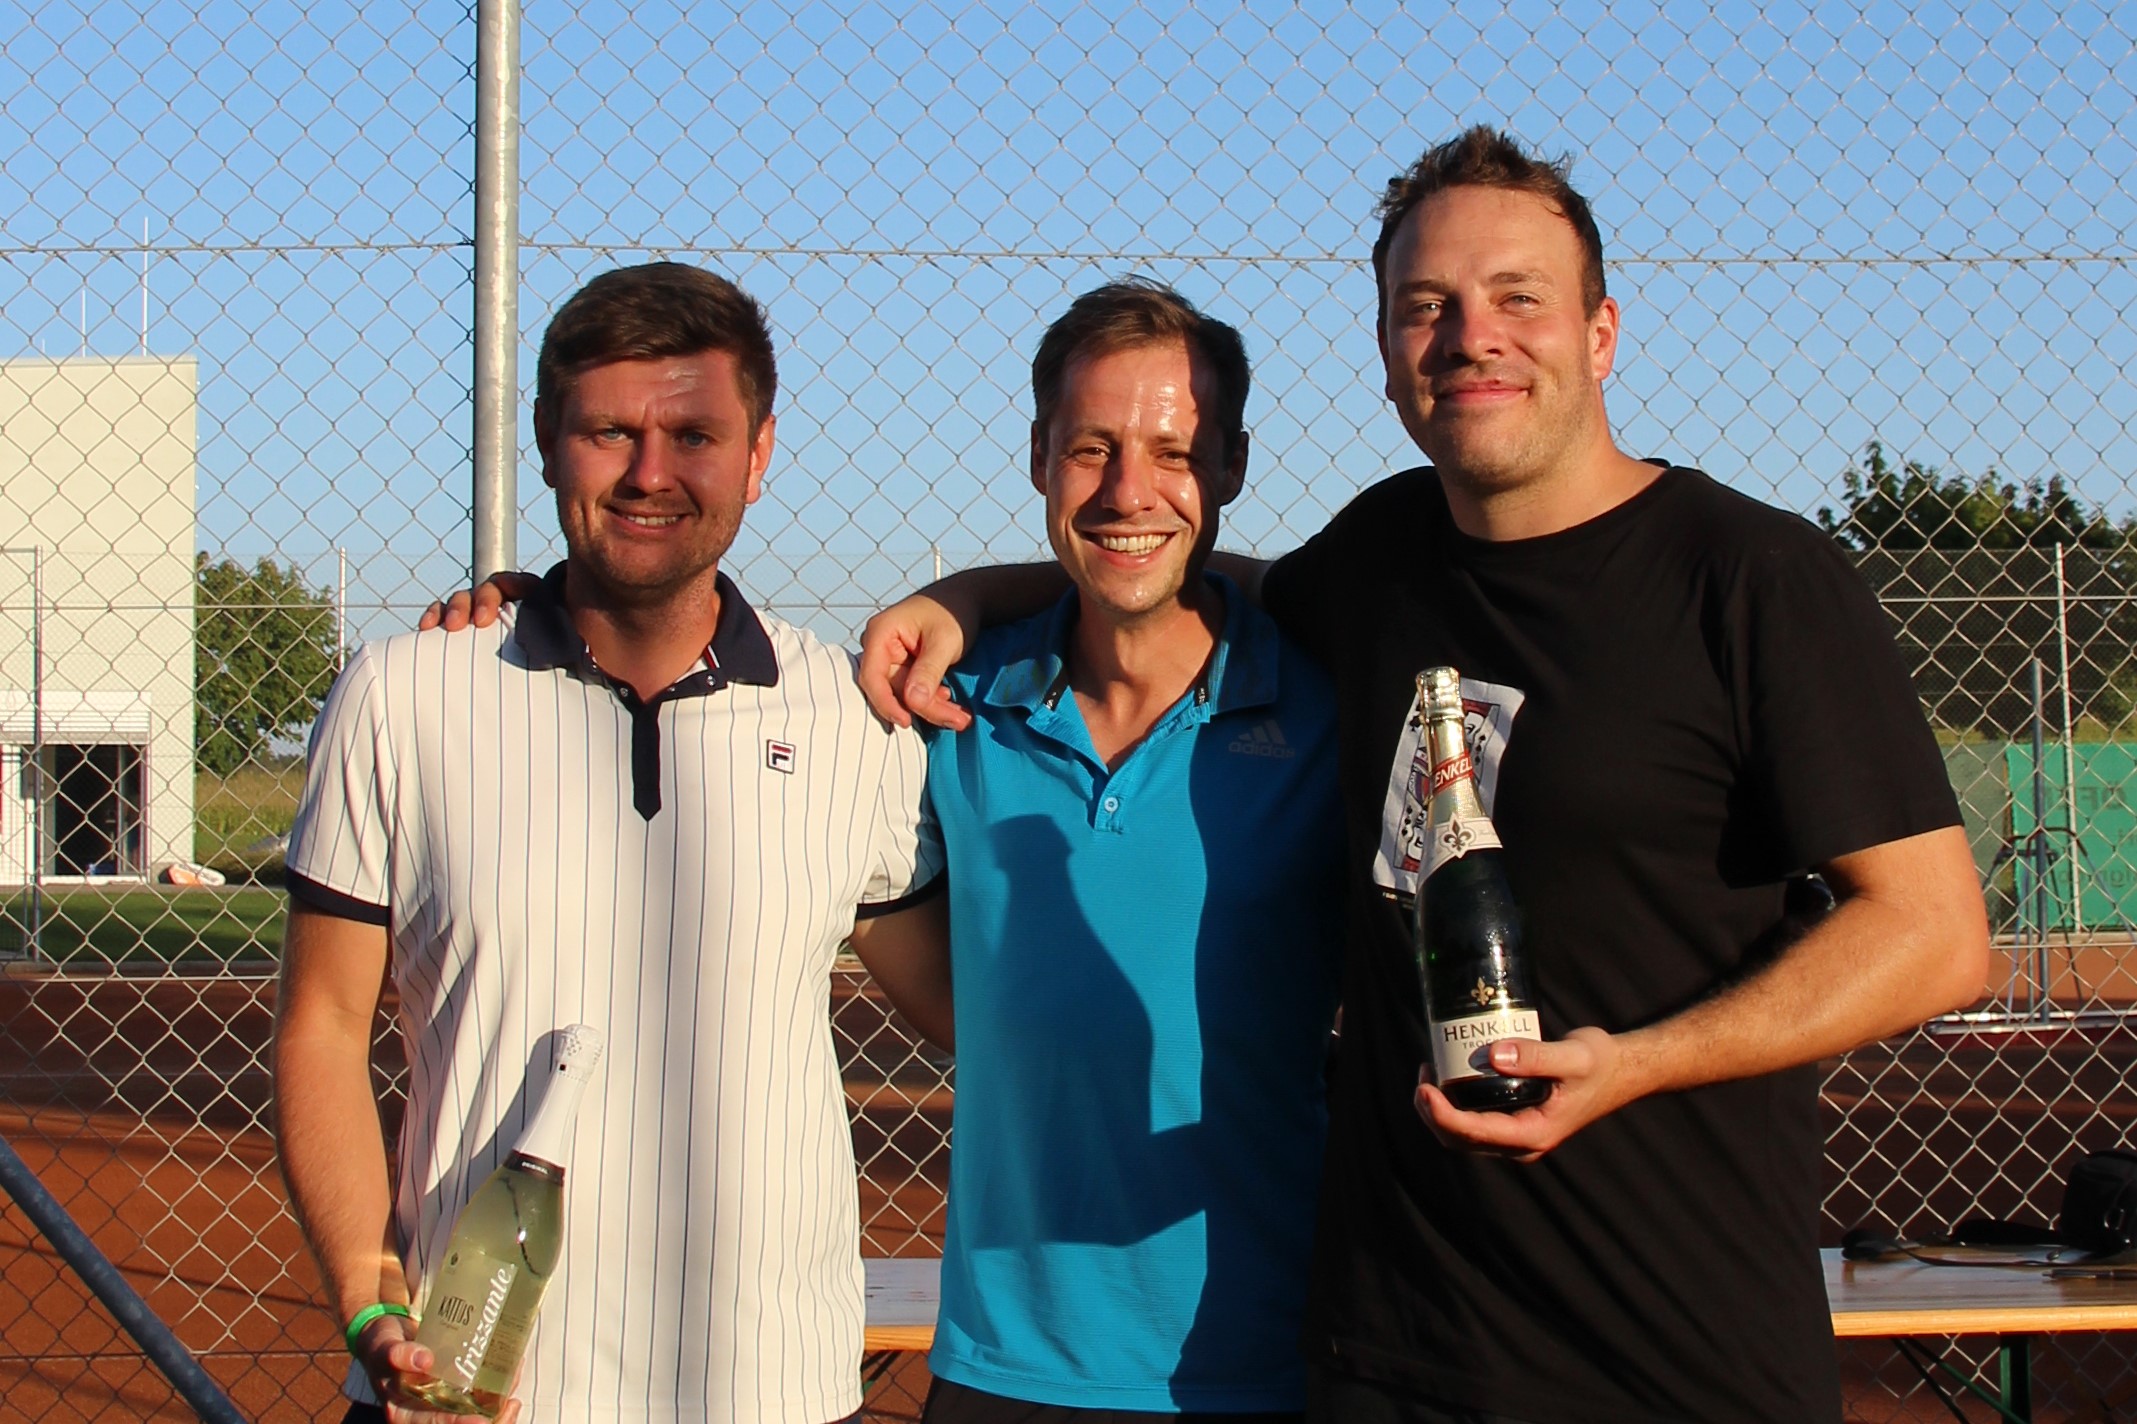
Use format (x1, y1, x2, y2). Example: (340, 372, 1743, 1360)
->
(922, 1377, 1302, 1424)
(1303, 1369, 1534, 1424)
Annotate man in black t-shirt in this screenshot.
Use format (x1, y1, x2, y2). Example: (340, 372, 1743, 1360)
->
(857, 128, 1990, 1424)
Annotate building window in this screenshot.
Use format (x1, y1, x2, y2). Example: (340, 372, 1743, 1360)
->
(44, 744, 146, 878)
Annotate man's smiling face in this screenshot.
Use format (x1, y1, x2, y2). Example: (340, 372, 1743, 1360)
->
(540, 349, 773, 610)
(1379, 183, 1619, 501)
(1032, 338, 1243, 630)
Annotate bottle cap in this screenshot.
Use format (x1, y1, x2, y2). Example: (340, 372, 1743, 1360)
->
(1417, 665, 1462, 714)
(552, 1024, 605, 1085)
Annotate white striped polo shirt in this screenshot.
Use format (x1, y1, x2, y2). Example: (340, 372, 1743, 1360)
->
(287, 568, 942, 1423)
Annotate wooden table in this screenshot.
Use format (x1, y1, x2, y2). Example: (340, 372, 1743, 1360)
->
(866, 1253, 2137, 1420)
(1826, 1246, 2137, 1421)
(864, 1257, 942, 1354)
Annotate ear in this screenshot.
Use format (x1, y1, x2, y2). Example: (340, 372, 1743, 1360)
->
(1028, 420, 1048, 498)
(1588, 295, 1622, 384)
(1214, 431, 1248, 508)
(534, 401, 559, 489)
(744, 413, 776, 506)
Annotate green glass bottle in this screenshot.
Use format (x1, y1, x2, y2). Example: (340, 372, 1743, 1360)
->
(1412, 668, 1550, 1113)
(407, 1024, 604, 1416)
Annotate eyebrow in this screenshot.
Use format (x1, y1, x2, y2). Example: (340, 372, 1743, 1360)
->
(1393, 269, 1559, 295)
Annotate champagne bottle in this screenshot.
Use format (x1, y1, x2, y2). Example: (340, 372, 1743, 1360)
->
(1411, 668, 1549, 1113)
(407, 1024, 605, 1416)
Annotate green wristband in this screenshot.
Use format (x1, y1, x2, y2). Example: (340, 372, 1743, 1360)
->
(344, 1302, 413, 1355)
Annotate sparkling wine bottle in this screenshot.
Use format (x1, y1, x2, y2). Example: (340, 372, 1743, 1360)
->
(408, 1024, 605, 1416)
(1411, 668, 1550, 1114)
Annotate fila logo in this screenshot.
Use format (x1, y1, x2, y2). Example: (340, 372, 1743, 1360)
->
(766, 740, 797, 774)
(1226, 719, 1295, 759)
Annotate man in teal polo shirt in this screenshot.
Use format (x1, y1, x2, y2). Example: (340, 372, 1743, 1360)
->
(904, 280, 1342, 1423)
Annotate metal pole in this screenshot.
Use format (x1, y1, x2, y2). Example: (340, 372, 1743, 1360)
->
(335, 547, 348, 672)
(28, 547, 43, 963)
(2029, 659, 2048, 1018)
(0, 1131, 250, 1423)
(471, 0, 522, 583)
(2055, 543, 2081, 933)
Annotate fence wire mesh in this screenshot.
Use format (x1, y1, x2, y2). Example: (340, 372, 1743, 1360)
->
(1, 1, 2135, 1418)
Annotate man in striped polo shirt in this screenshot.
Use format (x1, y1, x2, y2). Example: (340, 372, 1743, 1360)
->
(273, 262, 950, 1424)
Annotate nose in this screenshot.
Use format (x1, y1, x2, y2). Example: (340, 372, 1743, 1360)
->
(620, 433, 679, 493)
(1435, 298, 1504, 364)
(1100, 447, 1161, 516)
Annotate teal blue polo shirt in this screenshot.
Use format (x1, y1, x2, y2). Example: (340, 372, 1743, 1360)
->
(923, 576, 1344, 1412)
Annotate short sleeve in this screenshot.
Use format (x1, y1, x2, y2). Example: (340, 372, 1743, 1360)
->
(1734, 528, 1962, 872)
(285, 648, 395, 924)
(853, 716, 945, 916)
(1263, 469, 1418, 663)
(1263, 494, 1381, 663)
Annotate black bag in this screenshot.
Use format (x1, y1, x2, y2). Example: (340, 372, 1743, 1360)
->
(2055, 1148, 2137, 1257)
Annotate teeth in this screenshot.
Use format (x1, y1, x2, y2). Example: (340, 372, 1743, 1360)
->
(1096, 533, 1166, 553)
(618, 513, 681, 527)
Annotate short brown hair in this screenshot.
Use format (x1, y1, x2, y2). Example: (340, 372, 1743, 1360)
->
(535, 262, 778, 431)
(1031, 278, 1250, 456)
(1372, 126, 1607, 321)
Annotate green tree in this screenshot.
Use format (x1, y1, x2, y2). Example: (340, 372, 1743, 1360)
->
(195, 554, 338, 775)
(1817, 442, 2137, 738)
(1818, 439, 2115, 552)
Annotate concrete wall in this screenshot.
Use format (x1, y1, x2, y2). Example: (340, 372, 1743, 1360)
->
(0, 357, 197, 879)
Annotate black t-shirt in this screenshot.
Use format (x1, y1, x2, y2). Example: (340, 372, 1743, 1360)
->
(1262, 465, 1961, 1424)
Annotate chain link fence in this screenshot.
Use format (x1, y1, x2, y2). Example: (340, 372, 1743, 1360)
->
(2, 1, 2134, 1418)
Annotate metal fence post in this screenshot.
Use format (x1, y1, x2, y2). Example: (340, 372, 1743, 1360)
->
(472, 0, 522, 584)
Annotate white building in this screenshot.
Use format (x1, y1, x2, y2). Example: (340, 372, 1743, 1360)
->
(0, 357, 197, 882)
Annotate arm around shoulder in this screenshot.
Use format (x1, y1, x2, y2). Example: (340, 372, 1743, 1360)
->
(857, 563, 1070, 729)
(848, 889, 954, 1052)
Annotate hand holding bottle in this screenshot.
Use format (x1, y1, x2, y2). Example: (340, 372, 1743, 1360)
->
(1414, 1024, 1641, 1162)
(349, 1309, 523, 1424)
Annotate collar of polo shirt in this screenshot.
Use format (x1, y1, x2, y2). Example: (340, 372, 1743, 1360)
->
(511, 562, 784, 821)
(513, 561, 781, 693)
(977, 571, 1280, 718)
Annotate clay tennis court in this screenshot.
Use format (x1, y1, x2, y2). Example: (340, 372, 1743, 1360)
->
(0, 970, 947, 1422)
(4, 964, 2135, 1422)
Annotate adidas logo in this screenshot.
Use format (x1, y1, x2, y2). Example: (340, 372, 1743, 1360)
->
(1227, 719, 1295, 759)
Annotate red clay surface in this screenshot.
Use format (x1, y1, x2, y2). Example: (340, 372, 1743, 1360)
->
(3, 967, 2134, 1422)
(0, 970, 947, 1422)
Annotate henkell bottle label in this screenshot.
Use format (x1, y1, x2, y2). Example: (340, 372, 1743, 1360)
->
(1418, 797, 1501, 885)
(1431, 1004, 1543, 1084)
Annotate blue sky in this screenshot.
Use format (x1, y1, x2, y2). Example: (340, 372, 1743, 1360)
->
(3, 0, 2132, 644)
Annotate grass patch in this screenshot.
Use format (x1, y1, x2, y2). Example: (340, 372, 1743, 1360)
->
(0, 885, 286, 967)
(195, 760, 305, 878)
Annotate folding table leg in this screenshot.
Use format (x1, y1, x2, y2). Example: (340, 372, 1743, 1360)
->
(1891, 1337, 2032, 1424)
(1998, 1334, 2033, 1422)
